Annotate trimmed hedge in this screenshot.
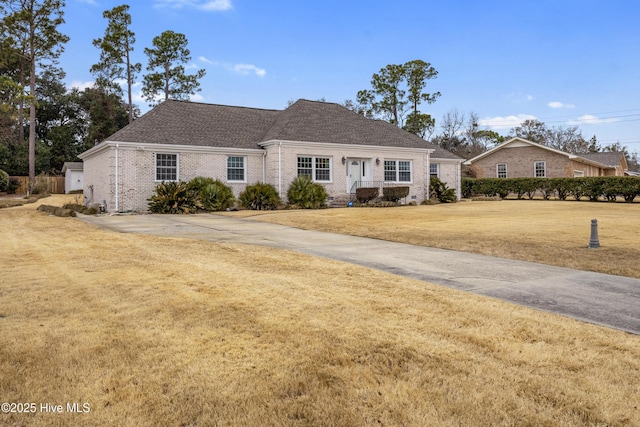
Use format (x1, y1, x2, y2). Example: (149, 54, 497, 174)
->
(463, 177, 640, 202)
(355, 187, 379, 203)
(382, 186, 410, 202)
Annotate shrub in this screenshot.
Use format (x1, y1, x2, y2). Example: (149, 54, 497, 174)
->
(189, 177, 235, 211)
(0, 169, 8, 192)
(62, 203, 99, 215)
(430, 177, 456, 203)
(148, 181, 201, 214)
(382, 186, 409, 202)
(30, 173, 49, 195)
(286, 176, 328, 209)
(239, 182, 280, 210)
(583, 177, 606, 201)
(355, 187, 379, 203)
(461, 179, 476, 199)
(37, 204, 75, 217)
(6, 177, 20, 194)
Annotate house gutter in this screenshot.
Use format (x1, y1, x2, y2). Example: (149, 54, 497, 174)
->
(262, 150, 267, 182)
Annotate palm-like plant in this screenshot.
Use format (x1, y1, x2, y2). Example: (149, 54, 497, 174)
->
(286, 176, 328, 209)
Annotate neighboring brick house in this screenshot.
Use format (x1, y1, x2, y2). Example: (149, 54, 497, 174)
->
(79, 99, 462, 212)
(464, 137, 628, 178)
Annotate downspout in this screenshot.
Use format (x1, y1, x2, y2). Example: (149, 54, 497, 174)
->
(115, 144, 119, 212)
(262, 150, 267, 182)
(278, 141, 282, 195)
(426, 152, 430, 200)
(457, 161, 462, 200)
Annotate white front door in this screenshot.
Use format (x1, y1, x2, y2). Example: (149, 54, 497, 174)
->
(348, 160, 363, 193)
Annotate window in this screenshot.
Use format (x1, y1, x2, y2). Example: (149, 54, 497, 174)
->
(497, 163, 507, 178)
(227, 156, 246, 181)
(384, 160, 412, 182)
(534, 161, 546, 177)
(297, 156, 331, 182)
(573, 170, 584, 177)
(155, 153, 177, 181)
(430, 163, 440, 178)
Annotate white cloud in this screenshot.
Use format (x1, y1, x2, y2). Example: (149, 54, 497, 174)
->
(526, 94, 534, 101)
(190, 93, 205, 102)
(548, 101, 576, 109)
(153, 0, 232, 11)
(568, 114, 619, 126)
(198, 56, 215, 65)
(69, 80, 95, 91)
(233, 63, 266, 77)
(478, 114, 537, 130)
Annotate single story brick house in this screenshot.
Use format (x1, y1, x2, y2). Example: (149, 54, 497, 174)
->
(79, 99, 462, 212)
(464, 137, 628, 178)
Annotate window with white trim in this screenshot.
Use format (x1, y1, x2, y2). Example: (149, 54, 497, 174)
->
(534, 161, 546, 177)
(430, 163, 440, 178)
(297, 156, 331, 182)
(384, 160, 412, 182)
(227, 156, 246, 181)
(497, 163, 507, 178)
(155, 153, 178, 181)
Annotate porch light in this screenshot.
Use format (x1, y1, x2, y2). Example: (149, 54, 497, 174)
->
(376, 158, 380, 165)
(342, 156, 346, 164)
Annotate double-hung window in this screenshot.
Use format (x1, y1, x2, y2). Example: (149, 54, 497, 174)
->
(297, 156, 331, 182)
(227, 156, 246, 181)
(155, 153, 178, 181)
(430, 163, 440, 178)
(534, 161, 546, 178)
(384, 160, 412, 183)
(497, 163, 507, 178)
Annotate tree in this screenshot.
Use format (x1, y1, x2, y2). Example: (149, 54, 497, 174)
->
(90, 4, 140, 124)
(0, 0, 68, 188)
(142, 30, 205, 106)
(403, 59, 440, 136)
(432, 110, 505, 159)
(509, 119, 595, 153)
(356, 60, 440, 136)
(79, 86, 130, 145)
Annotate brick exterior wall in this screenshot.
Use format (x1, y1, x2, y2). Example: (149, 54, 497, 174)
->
(262, 142, 431, 204)
(83, 142, 461, 212)
(470, 146, 605, 178)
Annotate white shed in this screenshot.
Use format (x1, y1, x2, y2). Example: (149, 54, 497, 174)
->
(62, 162, 83, 193)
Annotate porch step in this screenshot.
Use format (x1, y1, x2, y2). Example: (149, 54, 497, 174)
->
(327, 194, 352, 208)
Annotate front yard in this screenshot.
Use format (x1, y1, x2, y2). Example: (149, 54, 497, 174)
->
(0, 196, 638, 426)
(228, 199, 640, 278)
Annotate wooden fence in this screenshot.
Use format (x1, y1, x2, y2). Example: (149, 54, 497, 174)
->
(11, 176, 65, 194)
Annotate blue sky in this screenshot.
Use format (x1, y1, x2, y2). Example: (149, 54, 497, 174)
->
(61, 0, 640, 153)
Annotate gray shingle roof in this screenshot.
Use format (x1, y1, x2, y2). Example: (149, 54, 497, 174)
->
(105, 99, 461, 159)
(577, 152, 625, 167)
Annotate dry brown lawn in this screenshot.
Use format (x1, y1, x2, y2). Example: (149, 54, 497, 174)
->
(1, 195, 639, 426)
(227, 200, 640, 278)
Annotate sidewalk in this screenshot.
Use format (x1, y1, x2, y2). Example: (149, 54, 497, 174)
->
(79, 213, 640, 335)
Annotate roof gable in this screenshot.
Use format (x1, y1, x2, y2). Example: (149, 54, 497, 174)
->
(464, 137, 621, 170)
(464, 137, 572, 165)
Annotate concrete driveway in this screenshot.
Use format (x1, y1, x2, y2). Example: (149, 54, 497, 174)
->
(79, 213, 640, 335)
